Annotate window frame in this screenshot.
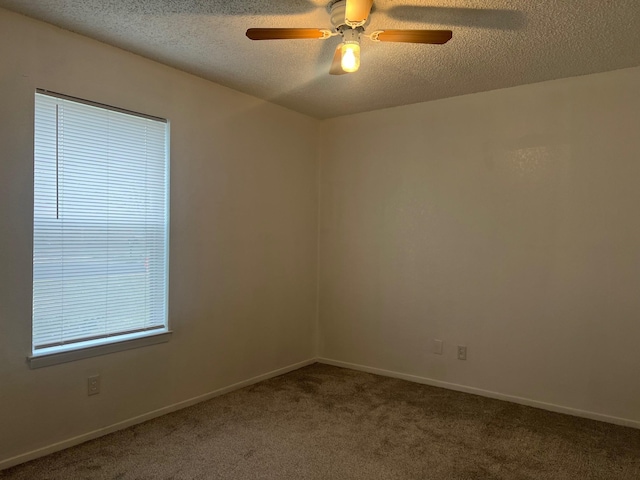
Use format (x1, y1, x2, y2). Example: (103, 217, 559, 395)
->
(28, 89, 171, 369)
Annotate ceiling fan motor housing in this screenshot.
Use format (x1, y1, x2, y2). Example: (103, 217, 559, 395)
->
(328, 0, 347, 28)
(328, 0, 371, 30)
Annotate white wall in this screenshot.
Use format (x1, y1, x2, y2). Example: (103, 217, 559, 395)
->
(319, 66, 640, 425)
(0, 9, 319, 464)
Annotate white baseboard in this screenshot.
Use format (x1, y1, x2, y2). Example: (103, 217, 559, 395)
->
(317, 357, 640, 430)
(0, 358, 316, 471)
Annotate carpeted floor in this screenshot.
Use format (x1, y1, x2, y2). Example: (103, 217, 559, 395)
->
(2, 363, 640, 479)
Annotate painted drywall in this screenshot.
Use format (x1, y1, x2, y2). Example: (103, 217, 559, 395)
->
(0, 9, 319, 464)
(319, 66, 640, 424)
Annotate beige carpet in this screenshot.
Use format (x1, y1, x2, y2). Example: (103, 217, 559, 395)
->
(2, 363, 639, 479)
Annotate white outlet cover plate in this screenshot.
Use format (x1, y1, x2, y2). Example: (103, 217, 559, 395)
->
(457, 346, 467, 360)
(88, 375, 100, 395)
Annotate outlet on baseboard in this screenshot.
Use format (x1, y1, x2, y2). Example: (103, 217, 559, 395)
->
(432, 339, 443, 355)
(457, 346, 467, 361)
(88, 375, 100, 396)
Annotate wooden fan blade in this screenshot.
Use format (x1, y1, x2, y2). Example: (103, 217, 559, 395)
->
(329, 46, 348, 75)
(374, 29, 452, 44)
(345, 0, 374, 25)
(246, 28, 327, 40)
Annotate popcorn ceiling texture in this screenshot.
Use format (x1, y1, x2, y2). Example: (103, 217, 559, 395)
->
(1, 0, 639, 118)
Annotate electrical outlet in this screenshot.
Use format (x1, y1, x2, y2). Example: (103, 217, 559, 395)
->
(432, 339, 443, 355)
(457, 345, 467, 361)
(88, 375, 100, 396)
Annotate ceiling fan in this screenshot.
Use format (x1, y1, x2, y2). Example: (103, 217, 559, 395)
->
(246, 0, 453, 75)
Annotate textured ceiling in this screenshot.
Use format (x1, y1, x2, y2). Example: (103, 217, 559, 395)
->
(1, 1, 640, 118)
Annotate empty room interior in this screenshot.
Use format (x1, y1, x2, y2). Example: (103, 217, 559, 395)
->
(1, 1, 640, 478)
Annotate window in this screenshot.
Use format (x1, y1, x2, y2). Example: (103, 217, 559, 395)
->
(31, 90, 169, 366)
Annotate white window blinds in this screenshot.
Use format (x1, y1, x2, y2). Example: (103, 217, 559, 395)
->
(32, 91, 169, 354)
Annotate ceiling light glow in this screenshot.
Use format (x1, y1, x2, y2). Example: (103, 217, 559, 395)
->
(341, 42, 360, 73)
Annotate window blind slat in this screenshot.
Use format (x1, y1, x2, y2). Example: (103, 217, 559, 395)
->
(33, 92, 169, 353)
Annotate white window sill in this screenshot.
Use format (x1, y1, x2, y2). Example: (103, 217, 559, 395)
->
(27, 330, 173, 369)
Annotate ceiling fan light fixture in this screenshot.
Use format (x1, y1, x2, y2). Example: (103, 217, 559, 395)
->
(340, 27, 361, 73)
